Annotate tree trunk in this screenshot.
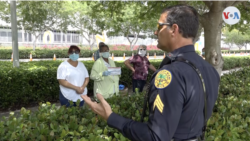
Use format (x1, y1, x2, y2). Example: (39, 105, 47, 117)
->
(82, 32, 91, 50)
(32, 34, 38, 51)
(87, 33, 92, 50)
(201, 3, 225, 77)
(33, 39, 36, 51)
(131, 34, 139, 50)
(200, 1, 244, 76)
(129, 43, 133, 51)
(88, 40, 91, 50)
(32, 32, 43, 51)
(126, 35, 133, 51)
(90, 34, 96, 50)
(229, 43, 232, 51)
(193, 23, 202, 44)
(238, 46, 243, 50)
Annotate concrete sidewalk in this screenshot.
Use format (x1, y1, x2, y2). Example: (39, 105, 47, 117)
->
(221, 67, 243, 76)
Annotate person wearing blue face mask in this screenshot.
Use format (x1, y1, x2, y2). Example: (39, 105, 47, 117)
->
(90, 44, 120, 99)
(57, 45, 89, 107)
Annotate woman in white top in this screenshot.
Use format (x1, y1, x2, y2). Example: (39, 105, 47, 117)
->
(57, 45, 89, 107)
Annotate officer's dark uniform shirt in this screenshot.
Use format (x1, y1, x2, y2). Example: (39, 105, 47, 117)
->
(107, 45, 220, 141)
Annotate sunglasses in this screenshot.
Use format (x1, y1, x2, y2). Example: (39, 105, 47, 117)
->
(139, 49, 146, 51)
(70, 51, 80, 54)
(157, 22, 171, 31)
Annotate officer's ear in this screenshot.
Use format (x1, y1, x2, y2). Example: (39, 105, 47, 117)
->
(171, 24, 179, 36)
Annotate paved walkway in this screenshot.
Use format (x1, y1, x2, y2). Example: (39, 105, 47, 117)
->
(221, 67, 243, 76)
(0, 66, 245, 120)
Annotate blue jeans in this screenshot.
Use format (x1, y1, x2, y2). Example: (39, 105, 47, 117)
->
(59, 90, 84, 107)
(132, 79, 146, 92)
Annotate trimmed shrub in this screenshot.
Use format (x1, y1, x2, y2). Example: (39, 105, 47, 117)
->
(0, 49, 201, 59)
(1, 67, 250, 140)
(0, 56, 249, 110)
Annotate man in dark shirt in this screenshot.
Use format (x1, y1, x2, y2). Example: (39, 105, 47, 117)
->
(81, 5, 220, 141)
(94, 42, 105, 61)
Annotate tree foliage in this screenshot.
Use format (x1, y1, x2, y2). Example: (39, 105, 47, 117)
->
(101, 2, 157, 50)
(18, 1, 67, 50)
(223, 28, 238, 50)
(0, 1, 10, 23)
(133, 1, 250, 75)
(1, 1, 250, 74)
(223, 27, 250, 50)
(61, 1, 109, 49)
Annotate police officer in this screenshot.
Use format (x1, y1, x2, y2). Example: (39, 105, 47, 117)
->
(81, 5, 220, 141)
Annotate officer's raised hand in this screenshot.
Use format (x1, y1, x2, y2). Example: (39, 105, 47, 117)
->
(80, 93, 112, 120)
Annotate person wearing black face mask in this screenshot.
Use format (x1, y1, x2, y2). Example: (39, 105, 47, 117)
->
(124, 45, 157, 93)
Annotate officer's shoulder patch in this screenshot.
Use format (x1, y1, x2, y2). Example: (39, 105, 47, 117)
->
(154, 69, 172, 89)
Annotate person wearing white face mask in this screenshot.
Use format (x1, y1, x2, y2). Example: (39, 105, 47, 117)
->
(124, 45, 157, 93)
(57, 45, 89, 107)
(90, 44, 120, 99)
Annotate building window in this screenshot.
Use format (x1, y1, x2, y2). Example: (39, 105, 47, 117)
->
(67, 34, 71, 42)
(56, 34, 61, 42)
(24, 33, 28, 42)
(24, 33, 32, 42)
(72, 34, 79, 43)
(8, 32, 12, 42)
(18, 32, 22, 42)
(54, 33, 61, 42)
(47, 35, 50, 42)
(28, 33, 32, 42)
(0, 31, 7, 41)
(53, 31, 61, 43)
(0, 31, 6, 37)
(63, 34, 65, 42)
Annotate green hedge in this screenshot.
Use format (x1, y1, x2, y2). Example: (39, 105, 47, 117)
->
(206, 67, 250, 140)
(1, 67, 250, 140)
(223, 57, 250, 70)
(0, 56, 250, 110)
(0, 49, 201, 59)
(221, 50, 250, 54)
(0, 92, 145, 141)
